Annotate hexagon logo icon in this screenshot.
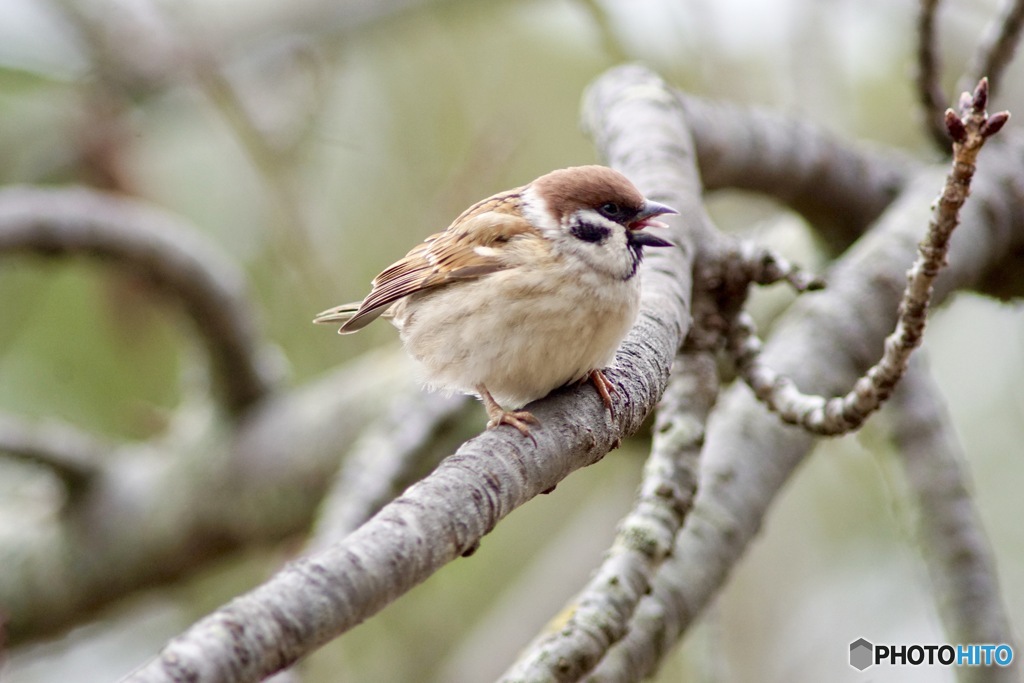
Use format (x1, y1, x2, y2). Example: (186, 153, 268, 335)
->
(850, 638, 873, 671)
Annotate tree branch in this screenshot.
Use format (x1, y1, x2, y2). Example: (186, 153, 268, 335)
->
(0, 186, 281, 416)
(304, 391, 473, 554)
(0, 67, 926, 655)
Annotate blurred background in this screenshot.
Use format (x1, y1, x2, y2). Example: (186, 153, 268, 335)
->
(1, 0, 1021, 681)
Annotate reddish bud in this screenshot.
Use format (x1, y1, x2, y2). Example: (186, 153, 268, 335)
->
(981, 111, 1010, 138)
(972, 77, 989, 112)
(945, 109, 967, 143)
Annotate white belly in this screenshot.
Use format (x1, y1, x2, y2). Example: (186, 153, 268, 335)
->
(391, 264, 640, 408)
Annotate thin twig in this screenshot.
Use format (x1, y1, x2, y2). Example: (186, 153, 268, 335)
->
(916, 0, 954, 151)
(0, 186, 281, 415)
(499, 352, 717, 682)
(959, 0, 1024, 99)
(730, 79, 1009, 435)
(890, 357, 1018, 683)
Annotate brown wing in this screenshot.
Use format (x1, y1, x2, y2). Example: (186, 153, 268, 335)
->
(339, 191, 534, 333)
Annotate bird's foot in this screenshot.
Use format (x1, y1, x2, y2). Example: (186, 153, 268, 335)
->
(587, 369, 616, 417)
(477, 384, 539, 443)
(486, 409, 540, 438)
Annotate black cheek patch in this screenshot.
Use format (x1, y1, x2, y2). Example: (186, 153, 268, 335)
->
(570, 221, 611, 243)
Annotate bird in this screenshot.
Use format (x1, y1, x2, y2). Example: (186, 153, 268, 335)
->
(314, 165, 676, 437)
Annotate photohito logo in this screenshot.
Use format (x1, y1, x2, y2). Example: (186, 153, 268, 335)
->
(849, 638, 1014, 671)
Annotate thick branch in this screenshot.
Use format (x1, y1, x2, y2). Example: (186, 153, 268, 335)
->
(678, 94, 914, 251)
(0, 186, 281, 415)
(0, 69, 923, 654)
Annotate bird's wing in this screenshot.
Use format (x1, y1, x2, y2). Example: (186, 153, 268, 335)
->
(335, 195, 539, 333)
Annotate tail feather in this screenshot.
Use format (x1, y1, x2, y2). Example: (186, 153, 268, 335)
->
(313, 303, 359, 332)
(313, 302, 390, 334)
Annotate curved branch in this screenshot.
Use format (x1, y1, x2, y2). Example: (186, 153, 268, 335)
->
(677, 94, 915, 252)
(120, 63, 706, 683)
(0, 413, 106, 498)
(0, 70, 924, 656)
(0, 186, 281, 415)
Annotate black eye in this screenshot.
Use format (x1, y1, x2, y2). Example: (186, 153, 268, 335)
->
(599, 202, 622, 218)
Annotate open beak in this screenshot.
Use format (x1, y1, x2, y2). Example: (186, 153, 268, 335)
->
(628, 199, 677, 248)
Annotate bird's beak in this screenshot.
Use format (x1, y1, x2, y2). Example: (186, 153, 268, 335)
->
(629, 199, 678, 231)
(627, 199, 677, 248)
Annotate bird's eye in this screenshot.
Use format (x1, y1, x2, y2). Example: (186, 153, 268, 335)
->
(599, 202, 622, 217)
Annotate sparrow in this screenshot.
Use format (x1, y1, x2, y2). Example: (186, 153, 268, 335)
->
(314, 165, 676, 437)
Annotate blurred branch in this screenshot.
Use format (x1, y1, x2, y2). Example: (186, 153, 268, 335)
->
(959, 0, 1024, 99)
(916, 0, 953, 151)
(42, 0, 179, 95)
(187, 46, 339, 300)
(0, 186, 282, 416)
(121, 63, 707, 683)
(0, 413, 106, 499)
(677, 94, 914, 252)
(500, 351, 717, 682)
(305, 391, 473, 553)
(0, 351, 410, 643)
(3, 49, 1021, 678)
(890, 356, 1018, 683)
